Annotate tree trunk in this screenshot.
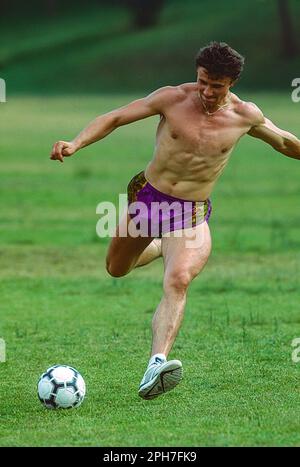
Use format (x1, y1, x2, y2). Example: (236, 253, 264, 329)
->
(277, 0, 298, 58)
(125, 0, 165, 29)
(44, 0, 58, 16)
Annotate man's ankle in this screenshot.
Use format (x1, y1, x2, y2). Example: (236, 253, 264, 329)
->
(148, 353, 166, 367)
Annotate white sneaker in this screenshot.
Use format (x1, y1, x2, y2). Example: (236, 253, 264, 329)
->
(138, 359, 183, 400)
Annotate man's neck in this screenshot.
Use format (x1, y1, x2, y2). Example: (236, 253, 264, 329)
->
(199, 92, 231, 115)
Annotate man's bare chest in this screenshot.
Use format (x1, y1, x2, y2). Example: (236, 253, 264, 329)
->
(158, 108, 249, 156)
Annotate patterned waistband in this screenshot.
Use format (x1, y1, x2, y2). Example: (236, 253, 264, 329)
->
(128, 171, 210, 205)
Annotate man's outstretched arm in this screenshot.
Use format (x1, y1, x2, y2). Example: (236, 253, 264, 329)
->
(247, 105, 300, 160)
(50, 86, 176, 162)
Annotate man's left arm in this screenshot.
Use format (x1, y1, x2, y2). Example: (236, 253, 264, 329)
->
(247, 111, 300, 160)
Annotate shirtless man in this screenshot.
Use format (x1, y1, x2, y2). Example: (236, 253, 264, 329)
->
(50, 42, 300, 400)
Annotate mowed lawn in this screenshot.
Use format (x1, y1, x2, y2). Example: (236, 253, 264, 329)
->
(1, 93, 300, 446)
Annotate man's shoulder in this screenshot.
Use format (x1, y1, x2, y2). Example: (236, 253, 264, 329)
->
(150, 84, 189, 102)
(232, 95, 264, 125)
(146, 83, 191, 113)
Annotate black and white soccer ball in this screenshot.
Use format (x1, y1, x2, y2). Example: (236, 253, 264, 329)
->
(37, 365, 86, 409)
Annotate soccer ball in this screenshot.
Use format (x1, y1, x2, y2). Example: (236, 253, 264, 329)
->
(37, 364, 86, 409)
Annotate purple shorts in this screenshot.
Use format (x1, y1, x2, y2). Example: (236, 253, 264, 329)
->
(127, 171, 212, 238)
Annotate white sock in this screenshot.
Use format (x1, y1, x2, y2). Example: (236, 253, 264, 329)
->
(148, 353, 166, 367)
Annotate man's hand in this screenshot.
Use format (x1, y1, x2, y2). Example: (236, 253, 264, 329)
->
(50, 140, 78, 163)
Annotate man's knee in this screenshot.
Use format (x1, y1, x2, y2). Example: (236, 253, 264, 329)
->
(163, 270, 195, 294)
(106, 257, 129, 278)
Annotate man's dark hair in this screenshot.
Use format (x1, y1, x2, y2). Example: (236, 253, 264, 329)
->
(195, 42, 245, 81)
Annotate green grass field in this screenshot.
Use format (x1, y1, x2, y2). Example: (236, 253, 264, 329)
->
(1, 92, 300, 446)
(2, 0, 300, 93)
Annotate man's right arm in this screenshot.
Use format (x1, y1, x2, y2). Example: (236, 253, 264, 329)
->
(50, 86, 176, 162)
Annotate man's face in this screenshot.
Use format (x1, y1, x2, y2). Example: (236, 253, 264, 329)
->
(196, 67, 234, 105)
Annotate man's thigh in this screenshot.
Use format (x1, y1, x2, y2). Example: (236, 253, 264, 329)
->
(161, 221, 212, 280)
(106, 212, 154, 277)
